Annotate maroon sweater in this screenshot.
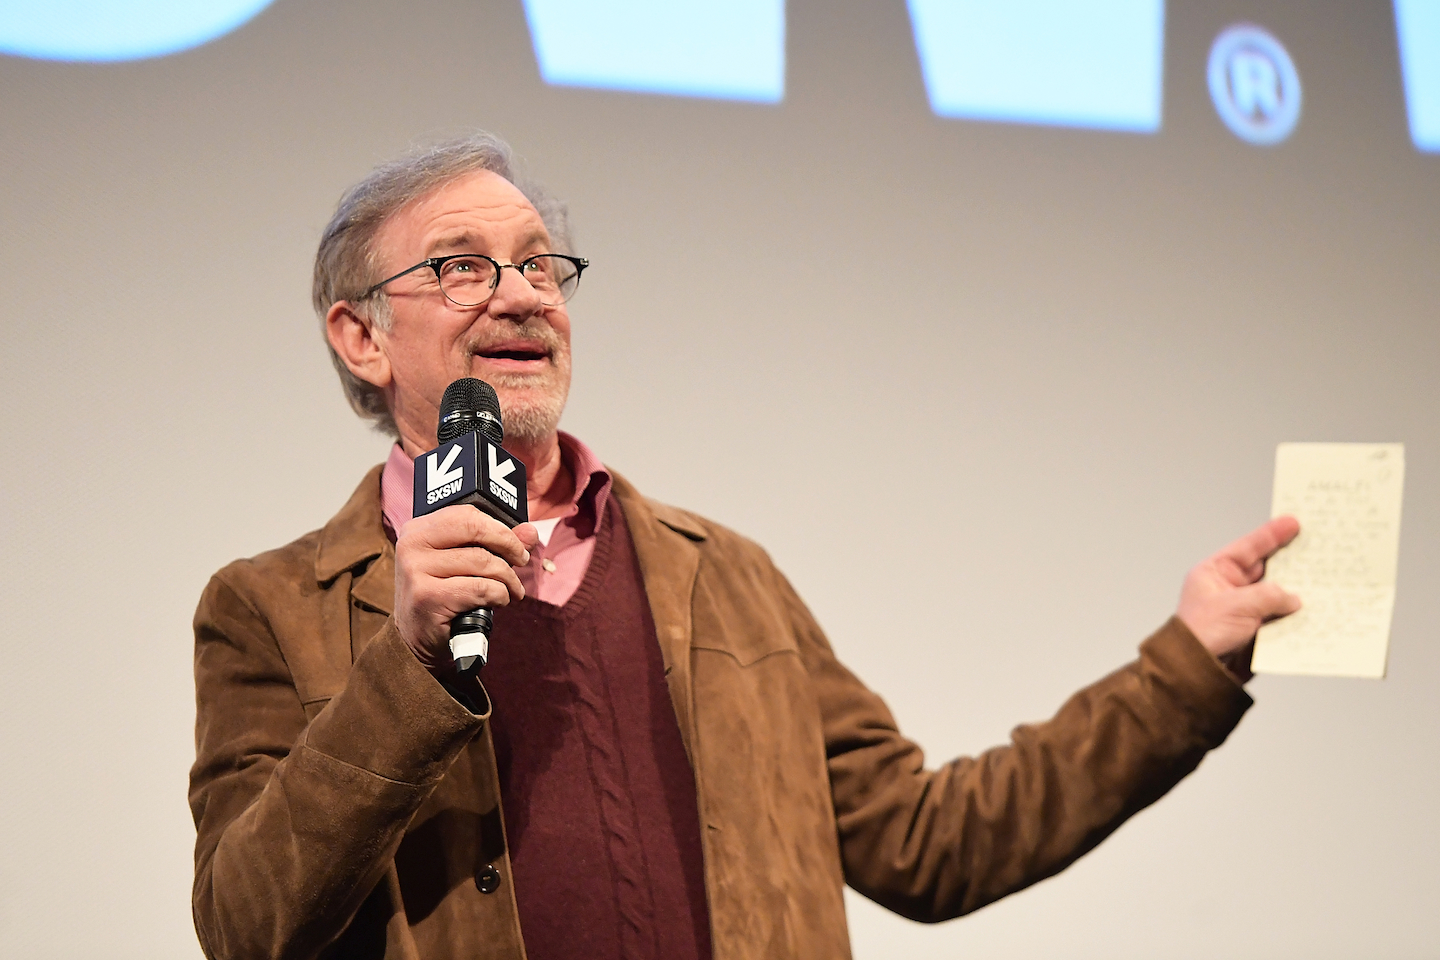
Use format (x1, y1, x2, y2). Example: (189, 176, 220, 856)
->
(487, 496, 712, 960)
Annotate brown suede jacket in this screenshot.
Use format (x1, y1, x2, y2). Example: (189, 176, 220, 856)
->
(190, 465, 1252, 960)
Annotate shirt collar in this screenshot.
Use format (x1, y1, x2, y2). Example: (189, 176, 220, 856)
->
(557, 430, 612, 539)
(380, 431, 613, 541)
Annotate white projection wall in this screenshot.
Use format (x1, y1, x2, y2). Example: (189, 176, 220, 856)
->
(0, 1, 1436, 958)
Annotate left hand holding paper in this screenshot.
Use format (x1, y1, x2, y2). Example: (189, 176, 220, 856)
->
(1176, 516, 1303, 680)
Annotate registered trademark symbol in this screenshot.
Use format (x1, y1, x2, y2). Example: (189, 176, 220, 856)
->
(1208, 24, 1302, 146)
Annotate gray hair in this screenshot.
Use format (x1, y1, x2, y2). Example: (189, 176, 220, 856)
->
(312, 131, 574, 437)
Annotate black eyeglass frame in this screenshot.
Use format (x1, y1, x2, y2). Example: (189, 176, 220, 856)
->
(358, 253, 590, 306)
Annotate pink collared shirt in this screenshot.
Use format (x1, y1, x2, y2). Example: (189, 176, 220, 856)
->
(381, 432, 614, 607)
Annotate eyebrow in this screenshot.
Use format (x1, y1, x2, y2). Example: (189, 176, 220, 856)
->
(427, 231, 480, 255)
(427, 228, 552, 257)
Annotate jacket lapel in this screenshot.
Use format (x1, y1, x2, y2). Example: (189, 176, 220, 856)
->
(314, 464, 395, 664)
(610, 470, 706, 764)
(314, 464, 388, 585)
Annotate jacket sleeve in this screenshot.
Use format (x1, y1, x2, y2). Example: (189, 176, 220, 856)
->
(774, 569, 1253, 922)
(188, 570, 487, 960)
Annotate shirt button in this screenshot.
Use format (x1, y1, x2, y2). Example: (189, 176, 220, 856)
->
(541, 559, 557, 573)
(475, 864, 502, 895)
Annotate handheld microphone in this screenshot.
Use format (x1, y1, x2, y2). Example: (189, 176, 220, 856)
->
(412, 377, 529, 674)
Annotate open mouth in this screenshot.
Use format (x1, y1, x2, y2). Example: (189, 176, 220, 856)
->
(482, 348, 547, 361)
(475, 342, 551, 364)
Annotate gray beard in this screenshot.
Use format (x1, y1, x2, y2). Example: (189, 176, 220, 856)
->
(463, 321, 570, 444)
(488, 369, 569, 444)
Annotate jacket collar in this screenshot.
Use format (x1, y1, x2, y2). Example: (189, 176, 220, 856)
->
(315, 464, 395, 615)
(635, 494, 707, 543)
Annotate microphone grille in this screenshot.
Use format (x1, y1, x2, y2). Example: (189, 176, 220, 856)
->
(438, 377, 504, 444)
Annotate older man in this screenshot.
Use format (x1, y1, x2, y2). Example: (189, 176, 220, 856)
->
(189, 132, 1300, 960)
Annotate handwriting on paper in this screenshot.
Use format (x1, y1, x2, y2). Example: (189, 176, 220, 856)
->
(1252, 443, 1404, 679)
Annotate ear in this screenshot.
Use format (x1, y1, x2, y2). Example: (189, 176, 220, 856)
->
(326, 300, 393, 390)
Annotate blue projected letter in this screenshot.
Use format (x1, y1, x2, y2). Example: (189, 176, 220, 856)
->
(1396, 0, 1440, 152)
(523, 0, 784, 103)
(907, 0, 1165, 132)
(0, 0, 275, 62)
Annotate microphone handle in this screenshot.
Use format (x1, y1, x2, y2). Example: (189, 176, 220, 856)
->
(450, 411, 507, 676)
(450, 608, 494, 675)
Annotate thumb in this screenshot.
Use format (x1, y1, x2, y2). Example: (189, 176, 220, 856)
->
(513, 522, 542, 553)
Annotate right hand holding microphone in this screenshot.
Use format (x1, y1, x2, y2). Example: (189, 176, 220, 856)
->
(394, 504, 538, 673)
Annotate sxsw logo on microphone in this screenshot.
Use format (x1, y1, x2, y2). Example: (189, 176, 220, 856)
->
(426, 444, 466, 505)
(424, 440, 517, 509)
(413, 431, 529, 526)
(416, 433, 480, 517)
(485, 443, 520, 511)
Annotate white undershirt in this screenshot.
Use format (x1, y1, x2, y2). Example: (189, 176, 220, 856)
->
(529, 516, 562, 547)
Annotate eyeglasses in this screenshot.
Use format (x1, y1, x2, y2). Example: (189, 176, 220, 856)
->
(359, 253, 589, 307)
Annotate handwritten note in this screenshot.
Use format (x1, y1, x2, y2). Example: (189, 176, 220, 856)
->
(1252, 443, 1404, 678)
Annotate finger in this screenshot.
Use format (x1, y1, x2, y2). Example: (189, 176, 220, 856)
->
(405, 506, 532, 566)
(426, 574, 520, 614)
(420, 547, 526, 600)
(1232, 580, 1302, 621)
(1215, 516, 1302, 572)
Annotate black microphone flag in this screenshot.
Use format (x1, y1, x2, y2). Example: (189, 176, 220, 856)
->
(412, 377, 528, 673)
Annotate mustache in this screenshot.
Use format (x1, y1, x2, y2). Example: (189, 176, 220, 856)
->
(463, 322, 566, 358)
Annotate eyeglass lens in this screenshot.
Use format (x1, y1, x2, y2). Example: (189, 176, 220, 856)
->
(439, 255, 581, 306)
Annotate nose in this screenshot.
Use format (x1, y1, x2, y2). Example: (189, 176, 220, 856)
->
(487, 262, 544, 324)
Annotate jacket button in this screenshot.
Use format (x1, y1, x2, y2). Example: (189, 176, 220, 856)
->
(475, 864, 502, 895)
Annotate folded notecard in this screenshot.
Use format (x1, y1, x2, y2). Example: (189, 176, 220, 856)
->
(1253, 443, 1405, 679)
